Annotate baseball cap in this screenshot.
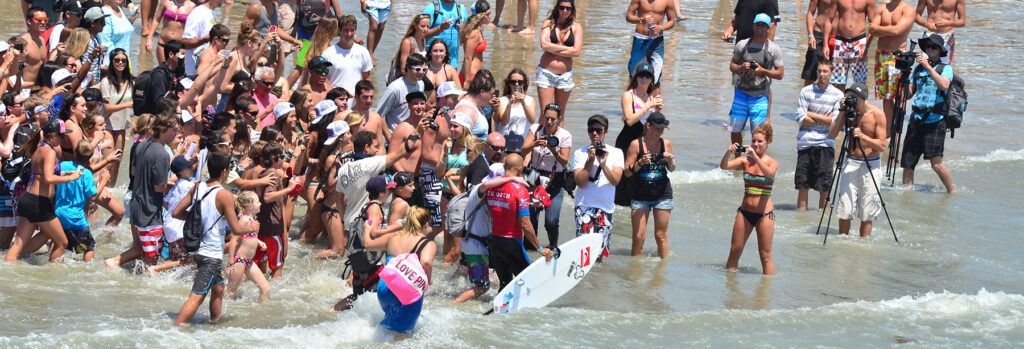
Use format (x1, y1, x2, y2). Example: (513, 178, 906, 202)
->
(176, 77, 195, 90)
(533, 186, 551, 208)
(308, 56, 332, 69)
(323, 120, 350, 146)
(632, 59, 654, 77)
(170, 155, 197, 174)
(0, 41, 9, 53)
(393, 171, 415, 187)
(51, 68, 74, 86)
(647, 111, 669, 129)
(405, 91, 427, 103)
(42, 119, 71, 135)
(82, 88, 105, 103)
(366, 175, 388, 194)
(83, 7, 109, 23)
(450, 112, 473, 130)
(437, 81, 467, 97)
(587, 114, 609, 128)
(273, 102, 295, 119)
(313, 100, 337, 124)
(753, 13, 771, 26)
(62, 1, 84, 15)
(846, 83, 869, 100)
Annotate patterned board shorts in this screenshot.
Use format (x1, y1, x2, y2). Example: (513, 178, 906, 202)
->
(874, 50, 902, 100)
(574, 206, 613, 257)
(831, 35, 868, 85)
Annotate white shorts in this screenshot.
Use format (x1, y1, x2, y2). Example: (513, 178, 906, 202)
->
(535, 67, 574, 91)
(836, 157, 882, 221)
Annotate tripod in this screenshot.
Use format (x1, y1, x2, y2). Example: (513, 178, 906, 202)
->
(815, 117, 898, 245)
(885, 44, 918, 185)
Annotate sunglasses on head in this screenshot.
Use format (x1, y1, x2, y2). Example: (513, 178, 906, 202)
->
(544, 103, 561, 112)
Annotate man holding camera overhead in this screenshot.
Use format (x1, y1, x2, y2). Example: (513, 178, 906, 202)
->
(827, 83, 886, 237)
(572, 114, 623, 260)
(728, 13, 784, 146)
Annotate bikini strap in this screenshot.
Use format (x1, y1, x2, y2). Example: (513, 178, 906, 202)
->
(411, 236, 431, 255)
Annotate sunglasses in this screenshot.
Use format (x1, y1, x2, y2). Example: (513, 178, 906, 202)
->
(257, 62, 268, 67)
(509, 79, 526, 85)
(219, 36, 231, 43)
(411, 66, 428, 72)
(313, 68, 329, 75)
(275, 154, 286, 160)
(487, 143, 504, 152)
(31, 17, 48, 24)
(558, 5, 573, 11)
(588, 127, 605, 134)
(260, 80, 274, 86)
(112, 58, 128, 64)
(215, 141, 231, 146)
(238, 109, 256, 116)
(544, 103, 561, 112)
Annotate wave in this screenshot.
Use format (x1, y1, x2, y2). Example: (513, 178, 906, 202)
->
(668, 168, 735, 184)
(963, 149, 1024, 163)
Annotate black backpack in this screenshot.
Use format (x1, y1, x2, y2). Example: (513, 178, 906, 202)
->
(344, 201, 384, 277)
(0, 124, 39, 189)
(182, 185, 222, 253)
(133, 66, 173, 115)
(934, 64, 967, 138)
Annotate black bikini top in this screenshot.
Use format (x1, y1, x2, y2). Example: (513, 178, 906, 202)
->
(550, 25, 575, 47)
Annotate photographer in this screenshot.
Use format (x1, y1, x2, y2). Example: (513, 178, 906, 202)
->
(827, 83, 887, 237)
(521, 104, 571, 248)
(623, 112, 674, 259)
(572, 114, 623, 261)
(727, 13, 784, 146)
(900, 34, 954, 194)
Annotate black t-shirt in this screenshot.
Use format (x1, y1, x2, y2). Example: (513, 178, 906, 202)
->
(464, 156, 490, 187)
(129, 139, 170, 227)
(733, 0, 780, 42)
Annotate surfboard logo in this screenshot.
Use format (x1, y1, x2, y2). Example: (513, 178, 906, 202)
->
(581, 247, 591, 267)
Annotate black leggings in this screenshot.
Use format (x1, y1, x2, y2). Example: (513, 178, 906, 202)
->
(488, 236, 530, 292)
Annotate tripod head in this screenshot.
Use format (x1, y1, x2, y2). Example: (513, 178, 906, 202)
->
(838, 96, 862, 133)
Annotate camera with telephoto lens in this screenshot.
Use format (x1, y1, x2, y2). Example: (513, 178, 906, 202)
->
(594, 143, 606, 157)
(426, 115, 439, 132)
(545, 135, 559, 147)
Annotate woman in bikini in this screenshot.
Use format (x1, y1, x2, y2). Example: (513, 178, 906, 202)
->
(719, 124, 777, 275)
(387, 14, 431, 85)
(225, 191, 271, 301)
(426, 39, 460, 92)
(615, 62, 663, 207)
(218, 24, 264, 111)
(4, 119, 82, 263)
(146, 0, 196, 62)
(79, 112, 125, 227)
(459, 1, 491, 86)
(536, 0, 583, 123)
(312, 120, 352, 259)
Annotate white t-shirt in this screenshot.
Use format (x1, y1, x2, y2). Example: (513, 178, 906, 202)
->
(527, 124, 571, 173)
(571, 143, 625, 213)
(182, 5, 216, 76)
(162, 179, 196, 242)
(47, 24, 65, 52)
(496, 95, 535, 137)
(460, 185, 491, 256)
(322, 43, 373, 94)
(337, 156, 387, 227)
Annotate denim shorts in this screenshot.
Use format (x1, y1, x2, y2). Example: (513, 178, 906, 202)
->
(630, 198, 674, 210)
(535, 67, 575, 90)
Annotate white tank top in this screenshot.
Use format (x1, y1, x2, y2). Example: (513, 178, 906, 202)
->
(196, 182, 227, 259)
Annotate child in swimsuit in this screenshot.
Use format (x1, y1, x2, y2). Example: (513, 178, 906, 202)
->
(225, 191, 271, 301)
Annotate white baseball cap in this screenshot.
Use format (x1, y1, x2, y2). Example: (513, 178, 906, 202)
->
(323, 120, 350, 145)
(451, 111, 473, 130)
(437, 81, 467, 97)
(313, 100, 337, 124)
(0, 41, 9, 53)
(51, 68, 74, 85)
(273, 102, 295, 119)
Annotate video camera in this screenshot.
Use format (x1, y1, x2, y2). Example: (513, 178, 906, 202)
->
(838, 95, 860, 125)
(893, 41, 918, 72)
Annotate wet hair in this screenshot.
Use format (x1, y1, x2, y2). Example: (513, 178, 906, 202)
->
(501, 68, 529, 96)
(234, 191, 259, 214)
(353, 130, 376, 153)
(74, 139, 94, 166)
(544, 0, 576, 30)
(427, 39, 451, 65)
(404, 53, 426, 72)
(208, 151, 231, 179)
(467, 70, 496, 95)
(260, 142, 285, 167)
(753, 123, 774, 143)
(150, 112, 179, 139)
(354, 80, 374, 97)
(58, 93, 83, 121)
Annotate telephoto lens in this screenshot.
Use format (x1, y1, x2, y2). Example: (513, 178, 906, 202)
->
(546, 135, 559, 147)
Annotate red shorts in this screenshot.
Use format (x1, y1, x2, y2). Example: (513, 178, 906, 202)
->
(137, 225, 164, 258)
(253, 234, 285, 270)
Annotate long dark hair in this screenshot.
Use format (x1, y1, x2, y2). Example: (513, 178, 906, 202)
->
(501, 68, 529, 96)
(626, 70, 655, 95)
(58, 93, 82, 121)
(544, 0, 576, 30)
(107, 48, 134, 88)
(36, 61, 61, 88)
(427, 39, 451, 65)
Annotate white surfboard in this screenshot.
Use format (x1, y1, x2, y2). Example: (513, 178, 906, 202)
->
(492, 233, 604, 314)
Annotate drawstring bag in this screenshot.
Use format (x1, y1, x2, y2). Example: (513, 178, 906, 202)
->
(378, 238, 431, 305)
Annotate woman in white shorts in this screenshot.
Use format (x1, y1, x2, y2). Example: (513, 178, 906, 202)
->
(536, 0, 582, 125)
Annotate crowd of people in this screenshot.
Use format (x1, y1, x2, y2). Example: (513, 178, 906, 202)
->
(0, 0, 965, 335)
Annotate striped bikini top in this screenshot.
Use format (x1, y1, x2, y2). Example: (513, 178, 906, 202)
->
(743, 172, 773, 196)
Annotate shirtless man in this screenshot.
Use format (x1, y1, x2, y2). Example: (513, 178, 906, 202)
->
(802, 0, 837, 86)
(300, 56, 334, 103)
(20, 7, 49, 88)
(869, 0, 914, 129)
(625, 0, 677, 84)
(826, 0, 874, 91)
(387, 92, 449, 243)
(827, 83, 886, 237)
(915, 0, 965, 64)
(351, 80, 390, 150)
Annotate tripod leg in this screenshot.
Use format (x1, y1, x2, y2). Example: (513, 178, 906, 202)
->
(853, 138, 899, 242)
(817, 141, 848, 236)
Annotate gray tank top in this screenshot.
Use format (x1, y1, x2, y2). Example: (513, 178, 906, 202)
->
(255, 1, 279, 35)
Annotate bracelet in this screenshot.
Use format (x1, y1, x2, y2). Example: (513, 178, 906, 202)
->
(808, 34, 814, 38)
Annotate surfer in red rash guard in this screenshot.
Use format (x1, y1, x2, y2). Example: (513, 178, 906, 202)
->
(485, 154, 553, 291)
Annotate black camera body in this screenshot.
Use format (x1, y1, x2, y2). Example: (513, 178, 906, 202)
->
(650, 152, 664, 162)
(594, 143, 606, 157)
(748, 61, 759, 70)
(545, 135, 559, 148)
(735, 145, 747, 154)
(893, 41, 918, 72)
(426, 116, 440, 131)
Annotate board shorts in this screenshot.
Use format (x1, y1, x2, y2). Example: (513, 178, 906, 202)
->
(901, 121, 946, 168)
(630, 198, 673, 211)
(0, 188, 17, 228)
(165, 239, 190, 261)
(874, 50, 902, 100)
(535, 67, 575, 90)
(801, 30, 826, 81)
(629, 33, 664, 82)
(295, 39, 312, 68)
(137, 225, 164, 258)
(377, 260, 424, 334)
(18, 193, 56, 223)
(795, 146, 835, 192)
(366, 6, 390, 23)
(830, 34, 868, 85)
(836, 157, 882, 221)
(464, 254, 490, 288)
(923, 31, 955, 64)
(253, 233, 285, 270)
(416, 164, 443, 227)
(191, 254, 225, 295)
(64, 228, 96, 254)
(728, 88, 769, 133)
(574, 206, 613, 257)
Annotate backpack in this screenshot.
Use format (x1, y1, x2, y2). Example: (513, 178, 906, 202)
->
(430, 0, 465, 28)
(344, 201, 384, 275)
(133, 66, 172, 115)
(0, 124, 39, 189)
(446, 189, 488, 238)
(182, 185, 222, 253)
(378, 237, 431, 305)
(935, 64, 967, 138)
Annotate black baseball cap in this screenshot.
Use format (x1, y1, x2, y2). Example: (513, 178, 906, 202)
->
(160, 40, 184, 53)
(647, 112, 669, 129)
(846, 83, 869, 100)
(587, 114, 609, 128)
(393, 171, 415, 187)
(632, 59, 655, 77)
(62, 0, 83, 15)
(42, 118, 72, 135)
(405, 91, 427, 103)
(308, 56, 332, 69)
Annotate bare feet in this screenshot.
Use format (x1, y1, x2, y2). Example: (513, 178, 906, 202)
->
(677, 13, 688, 21)
(104, 256, 120, 269)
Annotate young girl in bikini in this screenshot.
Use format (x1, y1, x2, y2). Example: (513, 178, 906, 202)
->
(224, 191, 271, 301)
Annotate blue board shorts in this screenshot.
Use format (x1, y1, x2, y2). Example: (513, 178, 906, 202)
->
(728, 88, 768, 133)
(464, 254, 490, 288)
(628, 33, 664, 82)
(366, 6, 390, 23)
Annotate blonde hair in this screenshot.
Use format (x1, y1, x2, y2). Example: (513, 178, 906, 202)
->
(131, 114, 153, 136)
(398, 206, 430, 236)
(459, 11, 490, 46)
(345, 111, 365, 128)
(234, 191, 259, 214)
(64, 28, 90, 58)
(237, 23, 261, 47)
